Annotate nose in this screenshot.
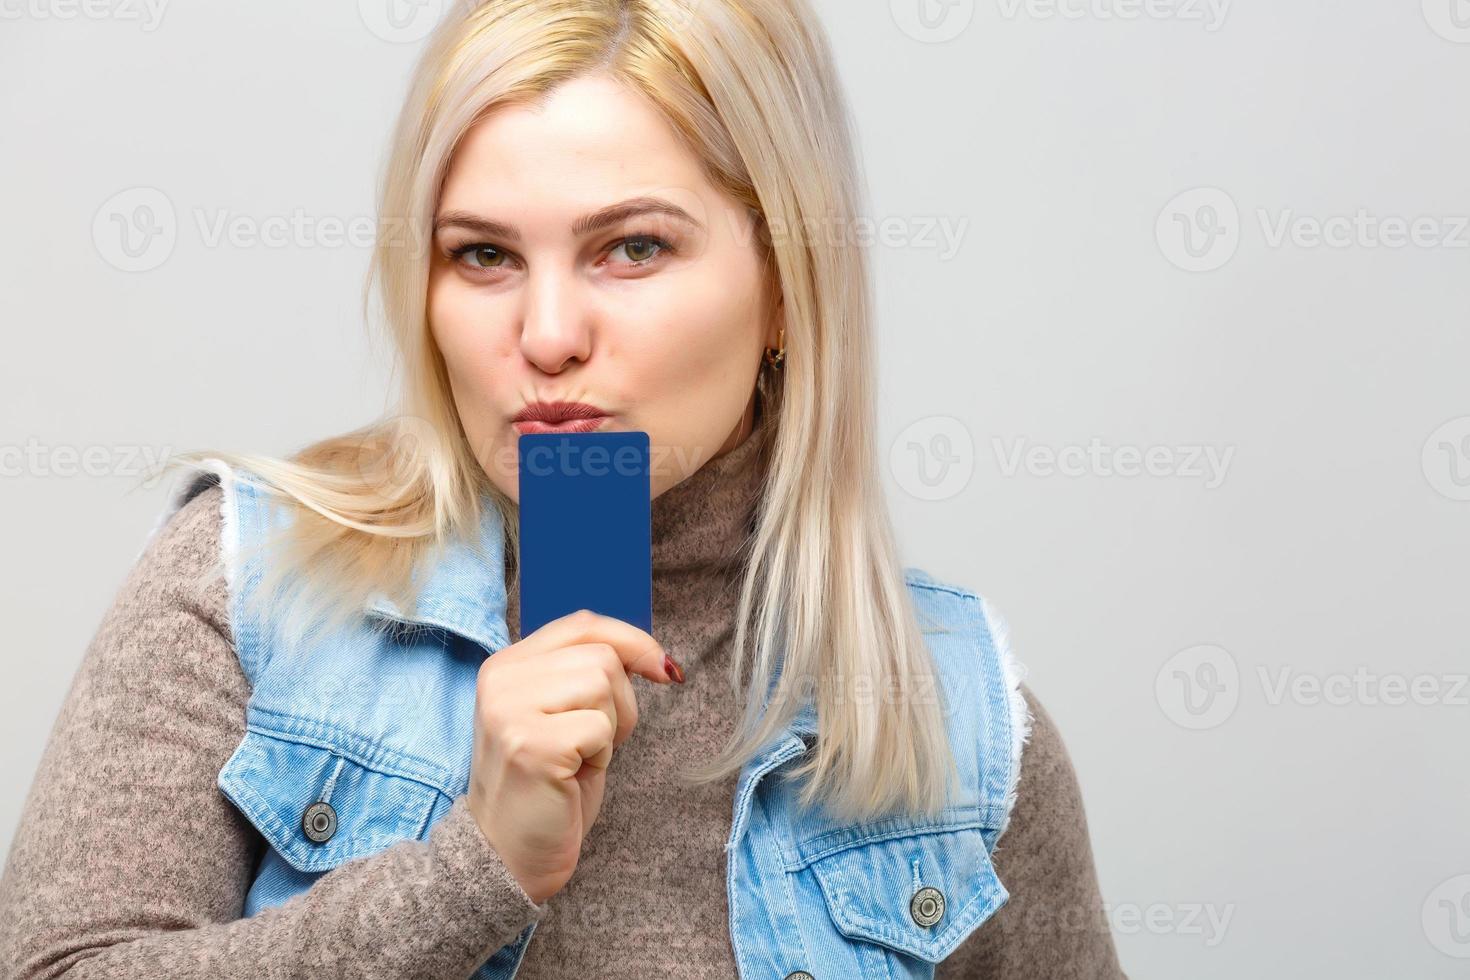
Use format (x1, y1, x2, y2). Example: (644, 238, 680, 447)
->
(518, 266, 592, 374)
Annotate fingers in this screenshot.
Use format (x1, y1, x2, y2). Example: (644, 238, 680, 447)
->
(541, 708, 618, 778)
(533, 643, 640, 749)
(518, 609, 680, 684)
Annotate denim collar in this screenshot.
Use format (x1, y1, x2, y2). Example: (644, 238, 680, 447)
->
(362, 489, 513, 654)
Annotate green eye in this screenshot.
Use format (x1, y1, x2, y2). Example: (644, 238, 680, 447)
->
(622, 238, 659, 262)
(612, 236, 670, 265)
(455, 245, 506, 269)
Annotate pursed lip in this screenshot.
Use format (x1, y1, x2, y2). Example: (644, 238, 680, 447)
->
(511, 400, 611, 435)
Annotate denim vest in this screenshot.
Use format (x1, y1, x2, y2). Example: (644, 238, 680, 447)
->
(157, 460, 1028, 979)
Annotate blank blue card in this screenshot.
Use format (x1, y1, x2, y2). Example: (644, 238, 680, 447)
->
(517, 431, 652, 636)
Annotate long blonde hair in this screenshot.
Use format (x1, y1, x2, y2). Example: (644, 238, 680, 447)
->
(158, 0, 958, 824)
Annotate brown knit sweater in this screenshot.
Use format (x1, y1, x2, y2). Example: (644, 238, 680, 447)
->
(0, 422, 1124, 979)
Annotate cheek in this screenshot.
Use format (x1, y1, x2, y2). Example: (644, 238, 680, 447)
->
(427, 271, 514, 389)
(427, 272, 520, 489)
(605, 259, 764, 382)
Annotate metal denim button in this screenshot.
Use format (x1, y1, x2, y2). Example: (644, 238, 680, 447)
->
(301, 801, 337, 843)
(783, 973, 814, 980)
(910, 885, 945, 927)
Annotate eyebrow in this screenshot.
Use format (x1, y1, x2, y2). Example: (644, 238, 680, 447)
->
(433, 196, 704, 242)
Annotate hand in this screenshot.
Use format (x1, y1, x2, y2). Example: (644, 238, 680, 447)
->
(466, 609, 683, 904)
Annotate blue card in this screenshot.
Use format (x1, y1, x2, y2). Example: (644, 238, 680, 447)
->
(517, 431, 652, 636)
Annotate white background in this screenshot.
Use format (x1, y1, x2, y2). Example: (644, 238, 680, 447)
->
(2, 1, 1468, 976)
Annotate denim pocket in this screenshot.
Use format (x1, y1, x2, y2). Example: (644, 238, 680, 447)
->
(217, 726, 443, 873)
(796, 821, 1008, 963)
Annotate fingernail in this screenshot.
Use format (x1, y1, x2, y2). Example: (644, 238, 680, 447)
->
(662, 653, 685, 684)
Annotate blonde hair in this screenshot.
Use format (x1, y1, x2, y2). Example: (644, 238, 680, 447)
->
(158, 0, 958, 824)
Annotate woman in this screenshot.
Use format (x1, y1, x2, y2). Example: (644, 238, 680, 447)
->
(0, 0, 1124, 976)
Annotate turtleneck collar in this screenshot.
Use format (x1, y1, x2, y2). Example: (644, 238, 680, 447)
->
(650, 412, 769, 577)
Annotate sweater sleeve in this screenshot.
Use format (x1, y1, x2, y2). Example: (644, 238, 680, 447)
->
(937, 684, 1127, 979)
(0, 486, 546, 980)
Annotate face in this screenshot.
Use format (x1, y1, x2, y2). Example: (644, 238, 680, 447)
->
(428, 72, 782, 502)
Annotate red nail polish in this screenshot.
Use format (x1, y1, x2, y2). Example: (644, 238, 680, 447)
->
(663, 653, 685, 684)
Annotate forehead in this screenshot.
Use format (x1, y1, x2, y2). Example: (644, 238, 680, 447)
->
(441, 73, 710, 215)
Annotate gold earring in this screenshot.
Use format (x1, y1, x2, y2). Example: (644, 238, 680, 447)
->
(763, 327, 786, 369)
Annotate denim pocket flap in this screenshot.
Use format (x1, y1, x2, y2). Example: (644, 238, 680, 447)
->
(801, 823, 1009, 962)
(217, 727, 442, 874)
